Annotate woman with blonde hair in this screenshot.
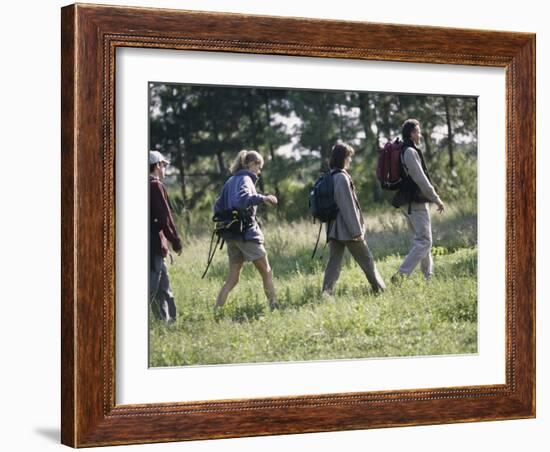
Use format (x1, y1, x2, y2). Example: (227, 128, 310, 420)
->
(213, 150, 279, 310)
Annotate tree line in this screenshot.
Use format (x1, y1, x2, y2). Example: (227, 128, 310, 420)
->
(149, 83, 477, 223)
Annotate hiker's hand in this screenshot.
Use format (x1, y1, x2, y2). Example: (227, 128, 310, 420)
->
(436, 201, 445, 213)
(173, 242, 183, 255)
(265, 195, 278, 205)
(352, 235, 363, 241)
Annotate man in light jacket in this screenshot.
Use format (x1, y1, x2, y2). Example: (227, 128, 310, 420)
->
(391, 119, 445, 282)
(322, 143, 386, 295)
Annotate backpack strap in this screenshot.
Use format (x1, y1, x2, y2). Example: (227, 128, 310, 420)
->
(311, 222, 324, 259)
(347, 174, 364, 221)
(400, 147, 413, 214)
(400, 145, 410, 176)
(415, 146, 435, 187)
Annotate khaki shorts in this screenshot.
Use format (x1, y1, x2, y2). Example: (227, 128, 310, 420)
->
(226, 239, 267, 263)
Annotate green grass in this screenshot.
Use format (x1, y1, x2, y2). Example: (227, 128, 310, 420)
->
(149, 203, 478, 367)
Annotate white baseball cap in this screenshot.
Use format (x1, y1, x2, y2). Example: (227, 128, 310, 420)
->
(149, 150, 170, 165)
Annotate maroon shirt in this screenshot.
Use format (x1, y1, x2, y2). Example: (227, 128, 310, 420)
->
(150, 176, 182, 257)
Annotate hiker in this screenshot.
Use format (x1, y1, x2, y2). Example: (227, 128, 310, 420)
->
(322, 143, 386, 295)
(213, 150, 279, 310)
(391, 119, 445, 282)
(149, 150, 182, 322)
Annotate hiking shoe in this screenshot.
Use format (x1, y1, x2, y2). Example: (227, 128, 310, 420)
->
(390, 272, 405, 285)
(269, 301, 280, 311)
(213, 306, 224, 321)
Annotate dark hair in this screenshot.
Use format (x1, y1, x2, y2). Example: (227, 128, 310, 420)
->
(402, 119, 420, 141)
(149, 163, 157, 174)
(329, 143, 355, 169)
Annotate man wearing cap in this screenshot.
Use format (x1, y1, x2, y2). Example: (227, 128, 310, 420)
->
(149, 150, 182, 322)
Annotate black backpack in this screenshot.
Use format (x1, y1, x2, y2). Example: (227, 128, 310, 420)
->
(308, 169, 341, 258)
(309, 169, 341, 222)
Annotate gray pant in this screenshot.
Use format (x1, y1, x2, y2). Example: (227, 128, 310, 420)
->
(322, 239, 386, 293)
(149, 254, 176, 322)
(398, 203, 433, 278)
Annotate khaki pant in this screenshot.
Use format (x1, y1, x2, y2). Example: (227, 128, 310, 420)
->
(398, 203, 433, 278)
(322, 239, 386, 293)
(226, 239, 267, 263)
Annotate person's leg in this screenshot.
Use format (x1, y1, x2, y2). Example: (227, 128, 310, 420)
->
(419, 211, 434, 279)
(420, 251, 434, 280)
(158, 259, 176, 321)
(252, 256, 277, 309)
(346, 240, 386, 292)
(149, 254, 164, 320)
(215, 261, 243, 308)
(322, 240, 346, 294)
(398, 204, 432, 276)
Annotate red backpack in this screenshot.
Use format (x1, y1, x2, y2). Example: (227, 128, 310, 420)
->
(376, 137, 404, 190)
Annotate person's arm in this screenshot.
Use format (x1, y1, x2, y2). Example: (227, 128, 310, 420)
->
(333, 173, 363, 239)
(235, 176, 266, 209)
(213, 188, 224, 214)
(403, 148, 443, 206)
(150, 181, 182, 252)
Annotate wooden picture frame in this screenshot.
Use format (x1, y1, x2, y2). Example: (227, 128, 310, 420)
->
(61, 3, 535, 447)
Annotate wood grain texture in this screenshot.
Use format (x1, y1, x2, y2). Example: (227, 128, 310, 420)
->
(60, 5, 76, 447)
(60, 3, 536, 447)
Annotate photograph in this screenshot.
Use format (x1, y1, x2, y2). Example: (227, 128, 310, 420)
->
(55, 1, 536, 447)
(147, 83, 479, 367)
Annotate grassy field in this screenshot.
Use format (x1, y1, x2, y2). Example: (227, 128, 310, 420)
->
(149, 202, 477, 367)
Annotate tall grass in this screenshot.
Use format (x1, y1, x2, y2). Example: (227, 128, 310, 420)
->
(149, 202, 477, 367)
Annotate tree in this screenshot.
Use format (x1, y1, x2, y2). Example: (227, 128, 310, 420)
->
(290, 90, 359, 171)
(150, 83, 478, 227)
(443, 96, 455, 169)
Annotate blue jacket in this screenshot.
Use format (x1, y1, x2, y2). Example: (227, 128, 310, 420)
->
(213, 170, 266, 242)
